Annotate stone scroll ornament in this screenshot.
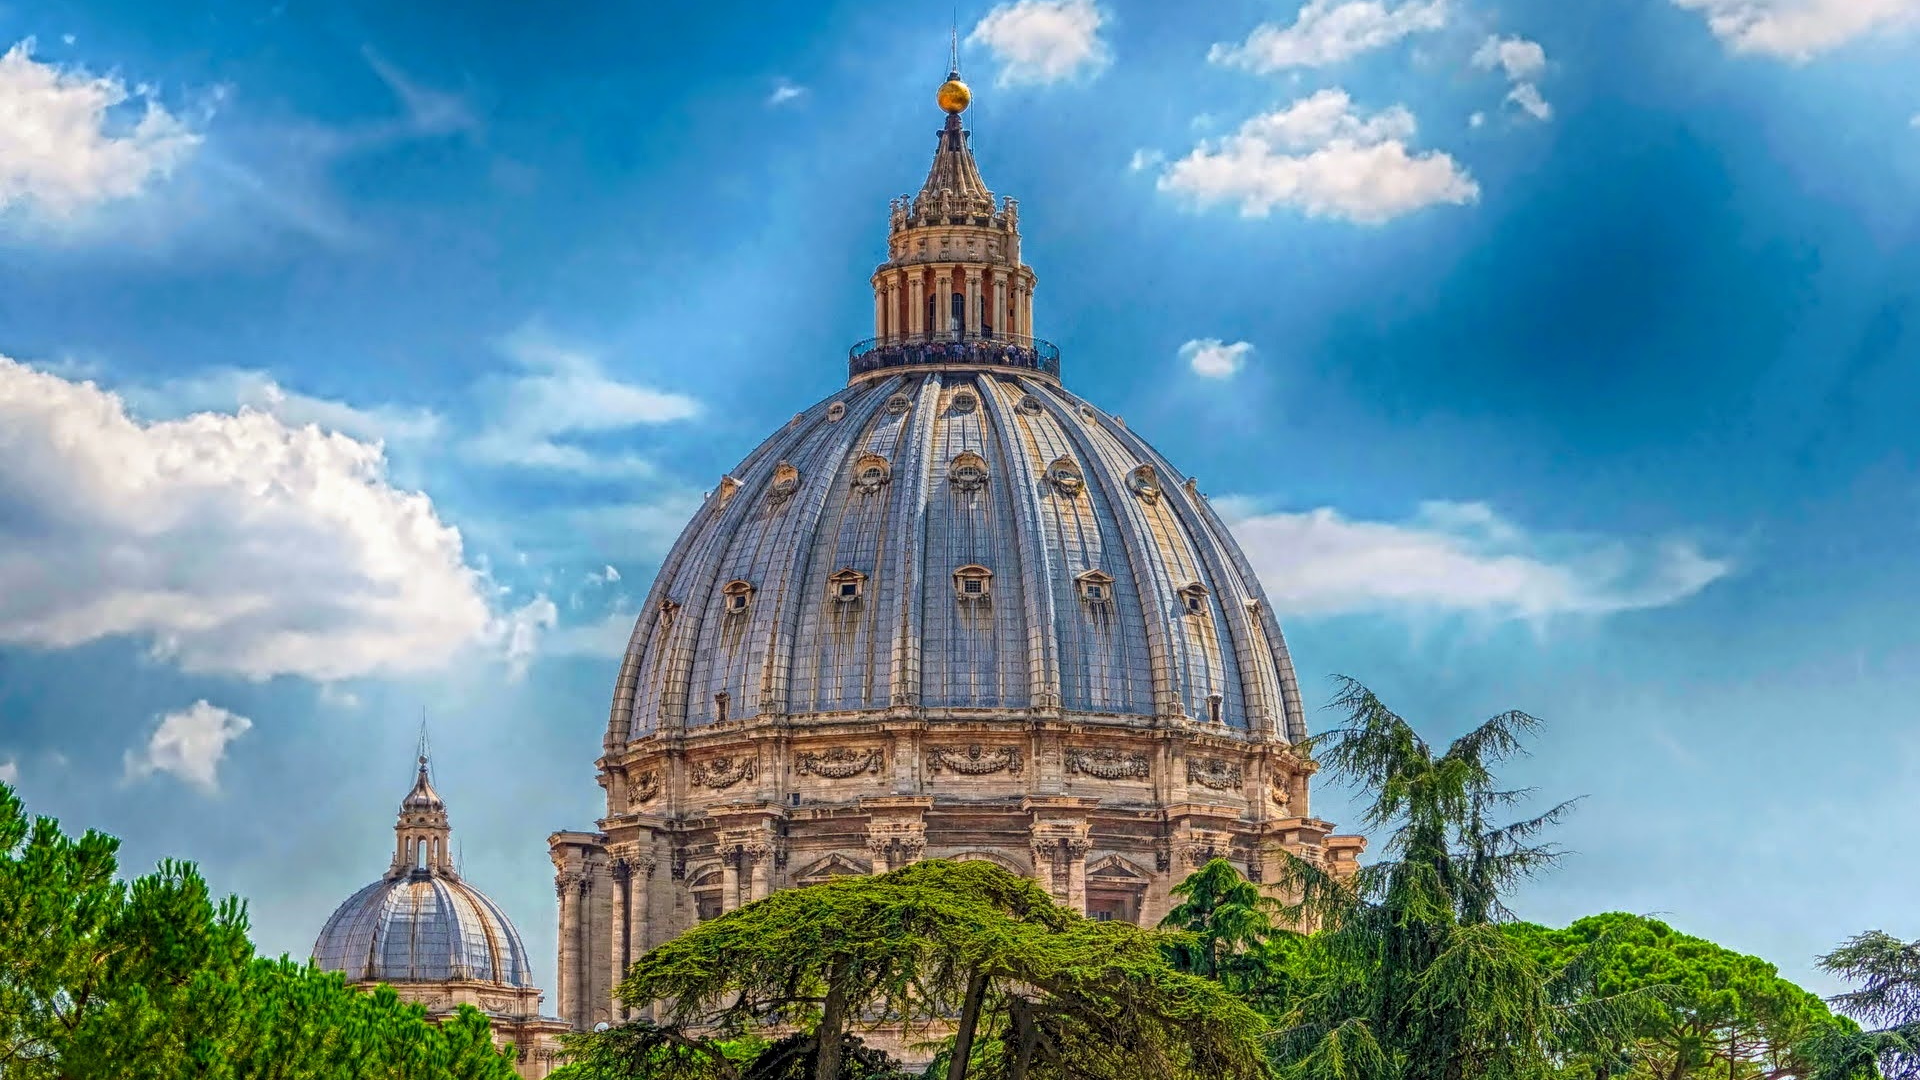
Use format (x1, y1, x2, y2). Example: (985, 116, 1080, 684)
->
(1186, 757, 1243, 791)
(1064, 747, 1151, 780)
(689, 755, 757, 790)
(796, 746, 884, 779)
(927, 743, 1024, 776)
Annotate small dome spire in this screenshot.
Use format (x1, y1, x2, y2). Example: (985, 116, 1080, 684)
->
(401, 754, 444, 812)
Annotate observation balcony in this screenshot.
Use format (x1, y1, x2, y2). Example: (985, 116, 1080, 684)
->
(848, 331, 1061, 382)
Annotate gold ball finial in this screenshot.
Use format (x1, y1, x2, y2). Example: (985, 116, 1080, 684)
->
(937, 76, 971, 114)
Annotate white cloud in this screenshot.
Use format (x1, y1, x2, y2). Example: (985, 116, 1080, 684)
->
(0, 38, 202, 219)
(968, 0, 1112, 87)
(1180, 338, 1254, 378)
(1473, 36, 1552, 122)
(1469, 111, 1487, 128)
(0, 355, 494, 681)
(130, 368, 443, 444)
(361, 47, 477, 139)
(1209, 0, 1449, 72)
(767, 79, 806, 106)
(0, 758, 16, 784)
(1157, 89, 1478, 223)
(465, 328, 700, 476)
(124, 700, 252, 793)
(499, 596, 557, 681)
(1219, 499, 1732, 620)
(1127, 148, 1165, 173)
(586, 564, 621, 585)
(1671, 0, 1920, 60)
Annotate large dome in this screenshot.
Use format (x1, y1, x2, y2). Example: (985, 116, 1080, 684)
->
(549, 68, 1363, 1037)
(605, 367, 1307, 745)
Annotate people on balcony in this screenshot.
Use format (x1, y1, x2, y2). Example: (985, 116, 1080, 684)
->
(849, 332, 1056, 377)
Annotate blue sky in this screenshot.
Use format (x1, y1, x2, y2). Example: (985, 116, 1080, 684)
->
(2, 0, 1918, 1002)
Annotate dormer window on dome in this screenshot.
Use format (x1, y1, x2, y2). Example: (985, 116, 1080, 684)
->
(829, 567, 868, 604)
(1180, 582, 1209, 616)
(722, 579, 755, 615)
(852, 453, 892, 494)
(886, 393, 912, 414)
(1076, 569, 1115, 606)
(949, 451, 989, 492)
(714, 475, 741, 509)
(949, 389, 978, 414)
(827, 401, 847, 422)
(1046, 457, 1084, 496)
(954, 564, 993, 601)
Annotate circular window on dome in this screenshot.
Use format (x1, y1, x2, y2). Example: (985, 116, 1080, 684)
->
(1128, 464, 1161, 504)
(886, 393, 912, 415)
(1016, 395, 1044, 416)
(949, 390, 978, 415)
(851, 453, 892, 494)
(1078, 405, 1096, 421)
(948, 451, 989, 493)
(768, 461, 801, 505)
(1045, 456, 1084, 497)
(826, 402, 847, 423)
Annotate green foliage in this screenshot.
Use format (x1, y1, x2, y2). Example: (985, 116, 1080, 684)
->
(0, 781, 518, 1080)
(1807, 930, 1920, 1080)
(576, 859, 1268, 1080)
(1510, 912, 1845, 1080)
(1160, 858, 1283, 984)
(1263, 678, 1606, 1080)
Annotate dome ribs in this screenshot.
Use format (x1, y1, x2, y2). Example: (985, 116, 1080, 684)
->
(1028, 387, 1170, 719)
(1070, 402, 1253, 733)
(979, 376, 1062, 713)
(884, 374, 943, 714)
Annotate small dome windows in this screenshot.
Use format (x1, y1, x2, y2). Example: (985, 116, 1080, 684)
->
(1128, 465, 1161, 504)
(828, 567, 868, 604)
(1045, 457, 1084, 497)
(885, 393, 913, 415)
(1076, 569, 1115, 606)
(1179, 582, 1209, 616)
(953, 564, 992, 601)
(851, 453, 892, 494)
(768, 461, 801, 505)
(948, 451, 989, 493)
(949, 390, 978, 415)
(722, 580, 755, 615)
(713, 475, 742, 509)
(1078, 404, 1096, 421)
(1016, 395, 1044, 416)
(826, 402, 847, 423)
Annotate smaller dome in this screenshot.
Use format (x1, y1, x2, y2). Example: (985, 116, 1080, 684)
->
(312, 875, 535, 988)
(937, 76, 971, 114)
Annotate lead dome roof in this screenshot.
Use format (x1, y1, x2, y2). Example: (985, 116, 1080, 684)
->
(606, 371, 1307, 746)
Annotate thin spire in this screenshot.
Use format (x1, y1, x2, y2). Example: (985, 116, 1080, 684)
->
(949, 16, 960, 77)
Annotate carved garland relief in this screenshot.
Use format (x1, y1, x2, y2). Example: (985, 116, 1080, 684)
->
(689, 755, 757, 790)
(1186, 757, 1243, 791)
(1064, 747, 1151, 780)
(796, 746, 885, 779)
(926, 743, 1023, 775)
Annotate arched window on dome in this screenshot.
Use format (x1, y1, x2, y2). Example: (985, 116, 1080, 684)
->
(851, 453, 892, 494)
